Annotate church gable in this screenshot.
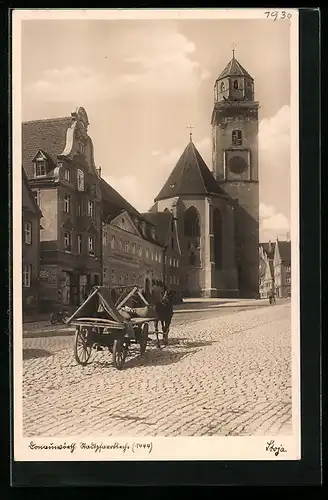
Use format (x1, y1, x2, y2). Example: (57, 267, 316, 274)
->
(110, 211, 141, 236)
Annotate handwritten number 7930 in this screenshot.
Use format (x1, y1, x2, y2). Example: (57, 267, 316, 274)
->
(264, 11, 292, 21)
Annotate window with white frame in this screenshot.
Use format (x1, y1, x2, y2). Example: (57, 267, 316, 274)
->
(24, 222, 32, 244)
(64, 169, 70, 182)
(23, 264, 32, 287)
(64, 194, 70, 213)
(77, 234, 82, 254)
(138, 245, 142, 257)
(285, 265, 291, 273)
(102, 231, 108, 246)
(158, 254, 162, 263)
(111, 235, 115, 249)
(34, 160, 46, 177)
(88, 236, 95, 255)
(169, 257, 173, 266)
(155, 252, 158, 262)
(177, 259, 179, 267)
(145, 249, 149, 259)
(286, 276, 291, 284)
(64, 231, 71, 250)
(124, 241, 129, 253)
(151, 251, 154, 260)
(119, 274, 124, 285)
(77, 169, 85, 191)
(125, 272, 129, 284)
(87, 200, 94, 217)
(132, 243, 136, 255)
(33, 191, 40, 206)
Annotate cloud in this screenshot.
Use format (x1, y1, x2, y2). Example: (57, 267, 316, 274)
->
(104, 174, 151, 213)
(25, 28, 210, 103)
(259, 202, 290, 241)
(258, 105, 290, 219)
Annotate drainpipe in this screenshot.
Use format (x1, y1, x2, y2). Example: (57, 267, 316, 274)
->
(163, 244, 168, 288)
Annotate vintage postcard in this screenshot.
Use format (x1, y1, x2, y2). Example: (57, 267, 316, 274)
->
(12, 8, 300, 462)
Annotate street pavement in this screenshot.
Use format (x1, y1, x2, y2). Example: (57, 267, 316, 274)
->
(22, 301, 292, 437)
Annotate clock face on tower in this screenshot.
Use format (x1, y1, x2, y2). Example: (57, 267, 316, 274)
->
(228, 155, 248, 175)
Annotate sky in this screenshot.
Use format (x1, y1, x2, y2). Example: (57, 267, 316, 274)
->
(21, 17, 292, 242)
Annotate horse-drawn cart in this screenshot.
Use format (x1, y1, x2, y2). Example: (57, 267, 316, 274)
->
(66, 286, 156, 370)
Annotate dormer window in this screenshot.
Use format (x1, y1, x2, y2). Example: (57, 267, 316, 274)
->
(64, 169, 70, 182)
(34, 159, 46, 177)
(233, 80, 239, 89)
(77, 169, 85, 191)
(151, 227, 156, 239)
(220, 82, 225, 93)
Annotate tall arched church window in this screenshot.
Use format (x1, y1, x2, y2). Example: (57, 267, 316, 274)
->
(213, 208, 223, 269)
(220, 82, 225, 93)
(232, 130, 242, 146)
(233, 80, 239, 89)
(77, 169, 85, 191)
(184, 206, 200, 238)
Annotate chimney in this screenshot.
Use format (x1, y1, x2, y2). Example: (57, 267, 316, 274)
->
(268, 240, 272, 252)
(96, 166, 102, 177)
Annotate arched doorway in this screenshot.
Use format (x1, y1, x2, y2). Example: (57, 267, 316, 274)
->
(213, 208, 223, 269)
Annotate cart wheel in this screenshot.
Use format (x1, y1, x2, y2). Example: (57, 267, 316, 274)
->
(112, 339, 128, 370)
(140, 323, 149, 355)
(163, 333, 169, 346)
(74, 326, 92, 366)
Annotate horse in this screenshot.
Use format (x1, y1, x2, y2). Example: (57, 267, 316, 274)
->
(154, 290, 174, 348)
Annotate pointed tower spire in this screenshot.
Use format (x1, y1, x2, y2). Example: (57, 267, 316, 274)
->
(187, 124, 194, 143)
(231, 42, 237, 59)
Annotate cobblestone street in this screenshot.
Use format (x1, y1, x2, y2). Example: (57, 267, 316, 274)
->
(22, 302, 292, 437)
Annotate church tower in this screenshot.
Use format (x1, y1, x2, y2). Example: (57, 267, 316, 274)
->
(211, 51, 260, 298)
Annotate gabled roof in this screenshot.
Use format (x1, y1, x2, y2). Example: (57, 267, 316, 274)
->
(100, 179, 161, 246)
(100, 177, 142, 221)
(154, 140, 226, 201)
(22, 116, 73, 178)
(217, 55, 253, 80)
(260, 241, 276, 260)
(276, 240, 291, 264)
(22, 167, 43, 217)
(141, 211, 172, 246)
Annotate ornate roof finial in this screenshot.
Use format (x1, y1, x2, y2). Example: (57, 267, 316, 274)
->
(231, 42, 237, 58)
(187, 124, 194, 142)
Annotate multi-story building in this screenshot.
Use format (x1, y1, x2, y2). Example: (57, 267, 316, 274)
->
(22, 167, 43, 316)
(259, 241, 275, 298)
(101, 178, 175, 303)
(22, 107, 102, 312)
(273, 239, 291, 298)
(142, 210, 182, 301)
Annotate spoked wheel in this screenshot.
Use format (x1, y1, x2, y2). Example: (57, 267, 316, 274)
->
(74, 326, 92, 366)
(112, 338, 128, 370)
(139, 323, 149, 355)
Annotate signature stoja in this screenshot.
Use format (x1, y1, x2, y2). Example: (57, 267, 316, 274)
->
(265, 440, 287, 457)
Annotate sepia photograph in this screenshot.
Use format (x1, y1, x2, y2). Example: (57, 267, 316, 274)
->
(12, 8, 300, 462)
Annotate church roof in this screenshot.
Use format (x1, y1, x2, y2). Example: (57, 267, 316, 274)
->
(154, 140, 226, 201)
(22, 116, 73, 178)
(217, 55, 253, 81)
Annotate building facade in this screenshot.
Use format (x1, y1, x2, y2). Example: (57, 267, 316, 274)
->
(22, 107, 102, 312)
(211, 53, 260, 298)
(273, 239, 291, 298)
(259, 241, 276, 298)
(149, 52, 259, 298)
(22, 168, 43, 316)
